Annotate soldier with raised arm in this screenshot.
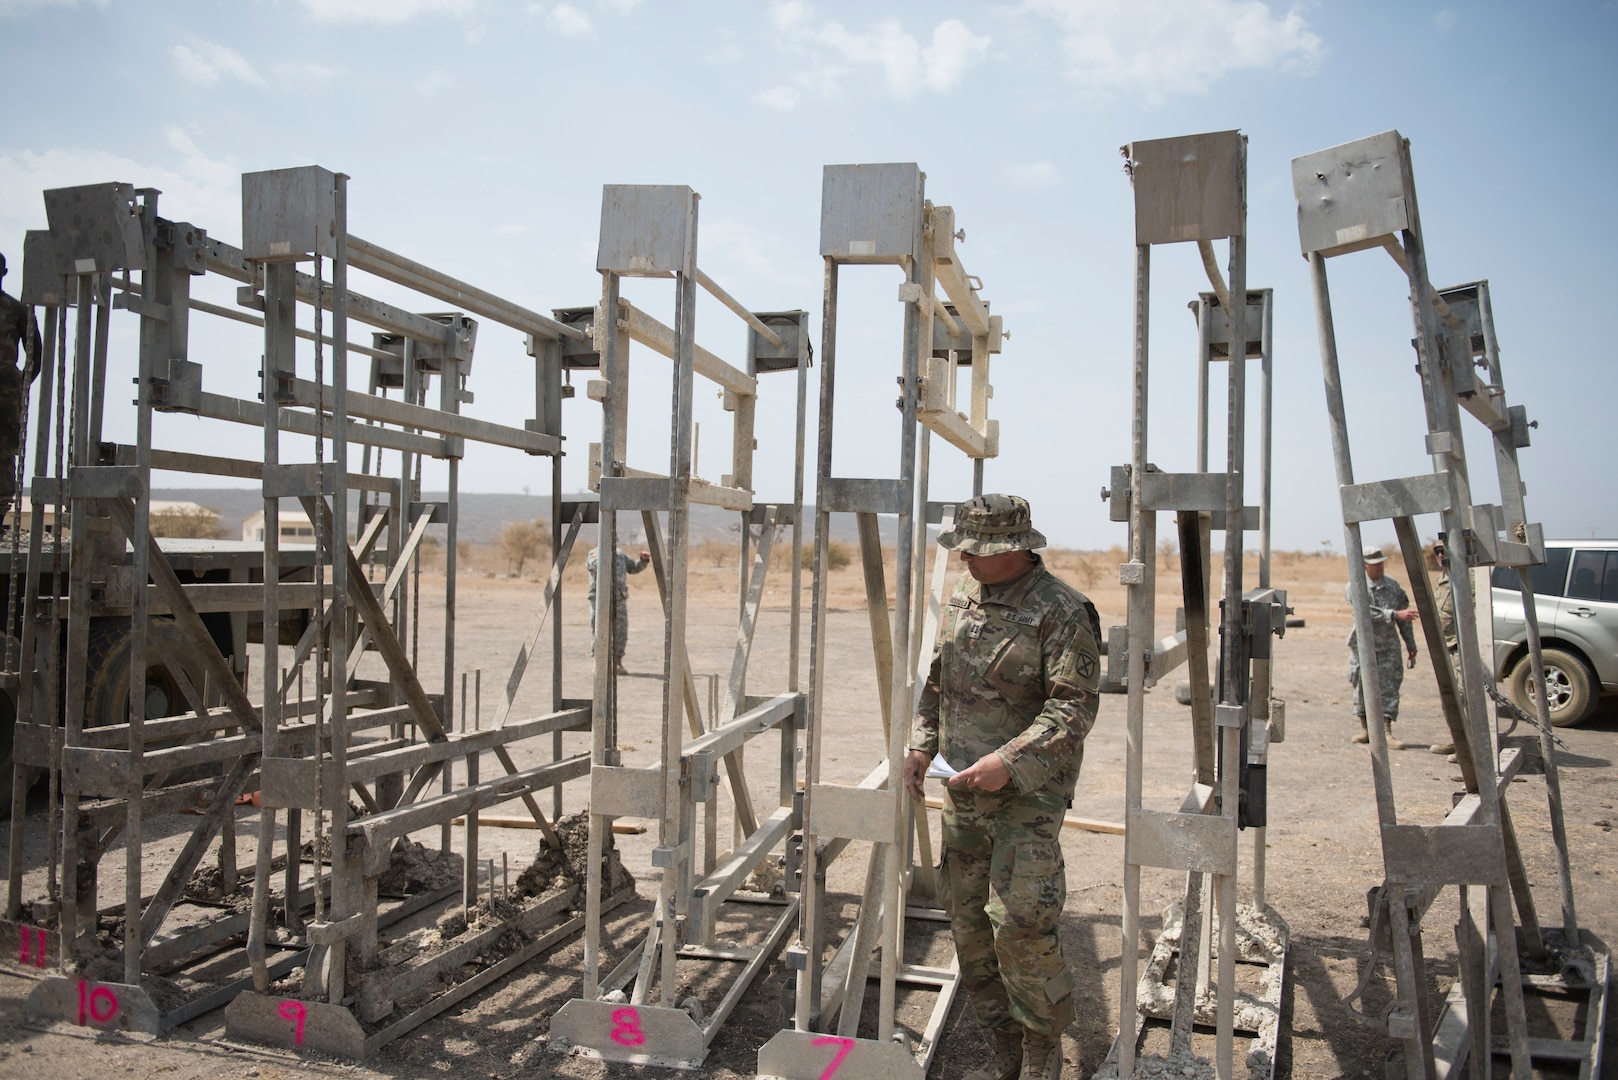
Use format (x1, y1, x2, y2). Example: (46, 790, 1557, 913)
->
(1347, 546, 1419, 748)
(903, 495, 1102, 1080)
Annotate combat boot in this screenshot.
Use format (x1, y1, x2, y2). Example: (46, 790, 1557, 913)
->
(1019, 1029, 1061, 1080)
(1352, 717, 1369, 744)
(1384, 719, 1405, 750)
(963, 1026, 1022, 1080)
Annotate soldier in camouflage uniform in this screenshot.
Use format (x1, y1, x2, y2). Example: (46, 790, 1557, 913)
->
(1429, 536, 1463, 756)
(586, 544, 651, 674)
(0, 253, 42, 518)
(1347, 546, 1418, 748)
(903, 495, 1102, 1080)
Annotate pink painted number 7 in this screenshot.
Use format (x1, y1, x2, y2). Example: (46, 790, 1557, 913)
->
(814, 1035, 854, 1080)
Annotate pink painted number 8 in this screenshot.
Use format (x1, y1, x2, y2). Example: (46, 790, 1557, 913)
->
(609, 1006, 646, 1046)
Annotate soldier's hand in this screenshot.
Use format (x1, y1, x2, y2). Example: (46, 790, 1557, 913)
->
(1407, 648, 1418, 668)
(948, 752, 1011, 794)
(640, 550, 651, 560)
(903, 749, 930, 801)
(1394, 608, 1417, 623)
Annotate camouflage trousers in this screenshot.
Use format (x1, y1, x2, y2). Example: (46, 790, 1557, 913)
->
(1348, 644, 1404, 721)
(588, 591, 631, 661)
(941, 786, 1075, 1038)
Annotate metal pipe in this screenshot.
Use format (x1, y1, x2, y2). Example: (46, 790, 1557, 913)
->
(1197, 240, 1231, 310)
(347, 234, 586, 342)
(695, 267, 782, 347)
(105, 277, 397, 361)
(1119, 241, 1151, 1080)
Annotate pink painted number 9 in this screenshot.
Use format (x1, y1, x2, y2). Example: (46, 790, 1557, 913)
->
(814, 1035, 854, 1080)
(279, 999, 307, 1045)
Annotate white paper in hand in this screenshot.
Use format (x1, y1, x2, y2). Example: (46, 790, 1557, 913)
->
(925, 753, 958, 780)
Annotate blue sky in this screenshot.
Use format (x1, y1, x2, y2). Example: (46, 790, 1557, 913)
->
(2, 0, 1615, 553)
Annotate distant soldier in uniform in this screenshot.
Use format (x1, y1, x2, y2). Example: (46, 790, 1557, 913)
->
(1347, 546, 1418, 748)
(1430, 536, 1462, 755)
(0, 253, 42, 520)
(586, 543, 651, 674)
(904, 494, 1102, 1080)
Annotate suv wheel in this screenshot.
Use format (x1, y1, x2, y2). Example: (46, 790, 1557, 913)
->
(1508, 647, 1596, 728)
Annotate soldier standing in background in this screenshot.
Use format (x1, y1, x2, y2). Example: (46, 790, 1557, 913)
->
(903, 495, 1102, 1080)
(1430, 536, 1461, 756)
(586, 543, 651, 674)
(1348, 546, 1419, 748)
(0, 253, 42, 523)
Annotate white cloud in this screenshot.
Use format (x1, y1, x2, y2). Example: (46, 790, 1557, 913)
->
(271, 60, 337, 86)
(1004, 161, 1059, 188)
(697, 219, 804, 286)
(753, 85, 801, 111)
(549, 2, 592, 37)
(417, 71, 454, 97)
(599, 0, 641, 11)
(0, 0, 106, 16)
(1, 142, 243, 268)
(759, 2, 991, 108)
(299, 0, 475, 24)
(1434, 9, 1457, 32)
(168, 38, 267, 89)
(706, 30, 742, 64)
(1018, 0, 1324, 105)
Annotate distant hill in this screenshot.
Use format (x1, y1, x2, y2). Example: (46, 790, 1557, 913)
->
(146, 489, 900, 547)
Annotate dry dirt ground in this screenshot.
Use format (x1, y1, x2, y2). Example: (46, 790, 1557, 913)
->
(1, 549, 1615, 1079)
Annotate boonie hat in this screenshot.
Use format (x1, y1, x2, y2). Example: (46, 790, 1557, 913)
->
(1362, 546, 1387, 565)
(938, 494, 1047, 555)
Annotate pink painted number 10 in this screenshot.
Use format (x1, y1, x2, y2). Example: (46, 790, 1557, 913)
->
(76, 981, 120, 1026)
(814, 1035, 854, 1080)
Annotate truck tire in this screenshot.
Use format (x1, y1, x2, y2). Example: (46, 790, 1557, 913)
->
(84, 616, 211, 730)
(1509, 647, 1596, 728)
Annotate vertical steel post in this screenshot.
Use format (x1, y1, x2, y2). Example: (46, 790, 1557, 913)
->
(1119, 241, 1150, 1080)
(583, 267, 621, 1002)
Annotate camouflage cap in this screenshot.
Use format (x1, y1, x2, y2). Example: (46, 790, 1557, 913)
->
(937, 494, 1047, 555)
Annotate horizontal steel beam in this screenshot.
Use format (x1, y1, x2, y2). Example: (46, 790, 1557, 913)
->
(195, 391, 448, 459)
(347, 234, 585, 343)
(284, 376, 559, 456)
(617, 298, 756, 397)
(206, 238, 458, 348)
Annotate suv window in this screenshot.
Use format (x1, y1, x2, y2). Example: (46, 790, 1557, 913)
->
(1567, 549, 1618, 603)
(1492, 546, 1571, 596)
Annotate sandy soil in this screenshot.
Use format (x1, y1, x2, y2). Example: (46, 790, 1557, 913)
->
(1, 548, 1615, 1079)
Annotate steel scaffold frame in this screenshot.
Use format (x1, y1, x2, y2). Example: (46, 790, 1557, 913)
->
(759, 161, 1006, 1080)
(1293, 129, 1606, 1079)
(1098, 131, 1289, 1080)
(549, 182, 812, 1068)
(0, 168, 611, 1055)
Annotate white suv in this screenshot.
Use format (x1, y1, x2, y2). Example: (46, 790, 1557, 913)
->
(1491, 541, 1618, 727)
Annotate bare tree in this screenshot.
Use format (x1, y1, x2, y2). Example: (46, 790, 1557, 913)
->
(150, 506, 225, 539)
(498, 519, 550, 575)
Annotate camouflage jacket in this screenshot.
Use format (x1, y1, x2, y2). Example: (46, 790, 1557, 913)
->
(910, 558, 1102, 801)
(585, 547, 649, 599)
(1346, 575, 1417, 656)
(1435, 573, 1457, 652)
(0, 289, 40, 377)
